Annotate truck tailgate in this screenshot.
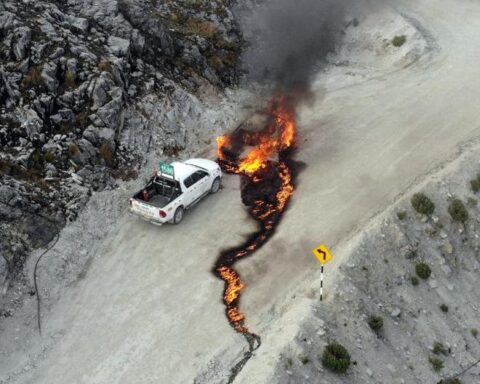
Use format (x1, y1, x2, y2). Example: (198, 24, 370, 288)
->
(131, 199, 159, 219)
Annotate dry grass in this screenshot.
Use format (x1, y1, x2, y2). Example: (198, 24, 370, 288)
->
(183, 18, 217, 39)
(98, 59, 113, 73)
(99, 143, 114, 167)
(22, 65, 43, 88)
(0, 158, 49, 189)
(68, 143, 80, 157)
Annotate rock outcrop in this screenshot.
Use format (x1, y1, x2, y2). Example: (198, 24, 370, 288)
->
(0, 0, 243, 284)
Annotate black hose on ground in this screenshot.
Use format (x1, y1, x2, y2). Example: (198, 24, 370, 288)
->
(0, 200, 61, 336)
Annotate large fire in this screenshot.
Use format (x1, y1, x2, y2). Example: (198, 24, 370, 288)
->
(213, 96, 297, 349)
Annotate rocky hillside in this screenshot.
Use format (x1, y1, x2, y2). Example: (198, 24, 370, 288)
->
(0, 0, 242, 288)
(273, 147, 480, 384)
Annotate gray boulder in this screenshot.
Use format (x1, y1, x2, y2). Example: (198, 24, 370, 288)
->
(82, 126, 116, 150)
(75, 138, 97, 165)
(97, 128, 116, 150)
(50, 108, 74, 124)
(12, 26, 31, 61)
(41, 62, 58, 92)
(87, 72, 115, 110)
(108, 36, 130, 56)
(20, 108, 43, 136)
(82, 125, 99, 144)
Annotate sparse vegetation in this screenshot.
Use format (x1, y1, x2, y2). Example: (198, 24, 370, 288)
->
(98, 59, 113, 73)
(470, 175, 480, 193)
(99, 143, 114, 167)
(321, 342, 351, 373)
(392, 35, 407, 47)
(433, 342, 447, 355)
(0, 158, 48, 189)
(74, 109, 90, 128)
(368, 316, 384, 332)
(298, 354, 310, 365)
(22, 65, 43, 88)
(284, 356, 293, 369)
(429, 357, 444, 371)
(448, 198, 469, 222)
(411, 193, 435, 215)
(68, 143, 80, 158)
(397, 210, 407, 220)
(184, 18, 217, 38)
(439, 378, 462, 384)
(411, 276, 420, 286)
(64, 71, 76, 90)
(467, 197, 477, 207)
(416, 262, 432, 279)
(440, 304, 449, 313)
(44, 151, 55, 163)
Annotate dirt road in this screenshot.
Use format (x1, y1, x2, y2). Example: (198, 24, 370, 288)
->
(3, 0, 480, 383)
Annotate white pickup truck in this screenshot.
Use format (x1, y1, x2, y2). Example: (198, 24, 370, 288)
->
(129, 159, 222, 225)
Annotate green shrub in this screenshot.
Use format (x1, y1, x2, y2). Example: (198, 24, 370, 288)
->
(411, 276, 419, 286)
(471, 328, 478, 338)
(65, 71, 76, 90)
(321, 342, 351, 373)
(368, 316, 384, 332)
(411, 193, 435, 215)
(440, 304, 449, 313)
(416, 262, 432, 279)
(44, 151, 55, 163)
(433, 342, 447, 355)
(392, 35, 407, 47)
(448, 199, 468, 222)
(471, 176, 480, 193)
(397, 211, 407, 220)
(429, 357, 444, 371)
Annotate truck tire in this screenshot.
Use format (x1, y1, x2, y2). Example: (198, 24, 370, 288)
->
(173, 206, 184, 224)
(210, 177, 221, 194)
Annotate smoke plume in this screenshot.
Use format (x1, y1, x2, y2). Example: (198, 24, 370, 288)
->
(239, 0, 352, 93)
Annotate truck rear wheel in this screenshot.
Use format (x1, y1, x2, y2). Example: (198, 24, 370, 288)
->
(173, 206, 184, 224)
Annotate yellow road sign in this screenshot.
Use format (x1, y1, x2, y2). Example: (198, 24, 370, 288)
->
(312, 244, 333, 265)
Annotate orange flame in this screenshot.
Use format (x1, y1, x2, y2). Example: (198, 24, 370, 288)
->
(214, 96, 297, 340)
(216, 135, 231, 161)
(217, 98, 296, 175)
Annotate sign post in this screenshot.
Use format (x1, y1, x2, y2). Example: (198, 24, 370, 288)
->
(312, 244, 334, 301)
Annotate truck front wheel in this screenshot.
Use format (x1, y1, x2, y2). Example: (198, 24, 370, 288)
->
(210, 177, 221, 194)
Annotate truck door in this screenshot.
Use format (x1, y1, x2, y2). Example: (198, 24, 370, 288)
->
(192, 170, 210, 195)
(183, 174, 202, 207)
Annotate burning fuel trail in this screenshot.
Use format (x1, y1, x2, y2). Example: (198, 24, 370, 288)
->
(213, 96, 297, 372)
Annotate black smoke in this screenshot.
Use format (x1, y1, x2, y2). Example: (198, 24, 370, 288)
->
(239, 0, 352, 93)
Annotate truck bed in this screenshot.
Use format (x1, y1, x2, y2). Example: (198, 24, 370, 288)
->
(145, 194, 171, 208)
(132, 175, 182, 209)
